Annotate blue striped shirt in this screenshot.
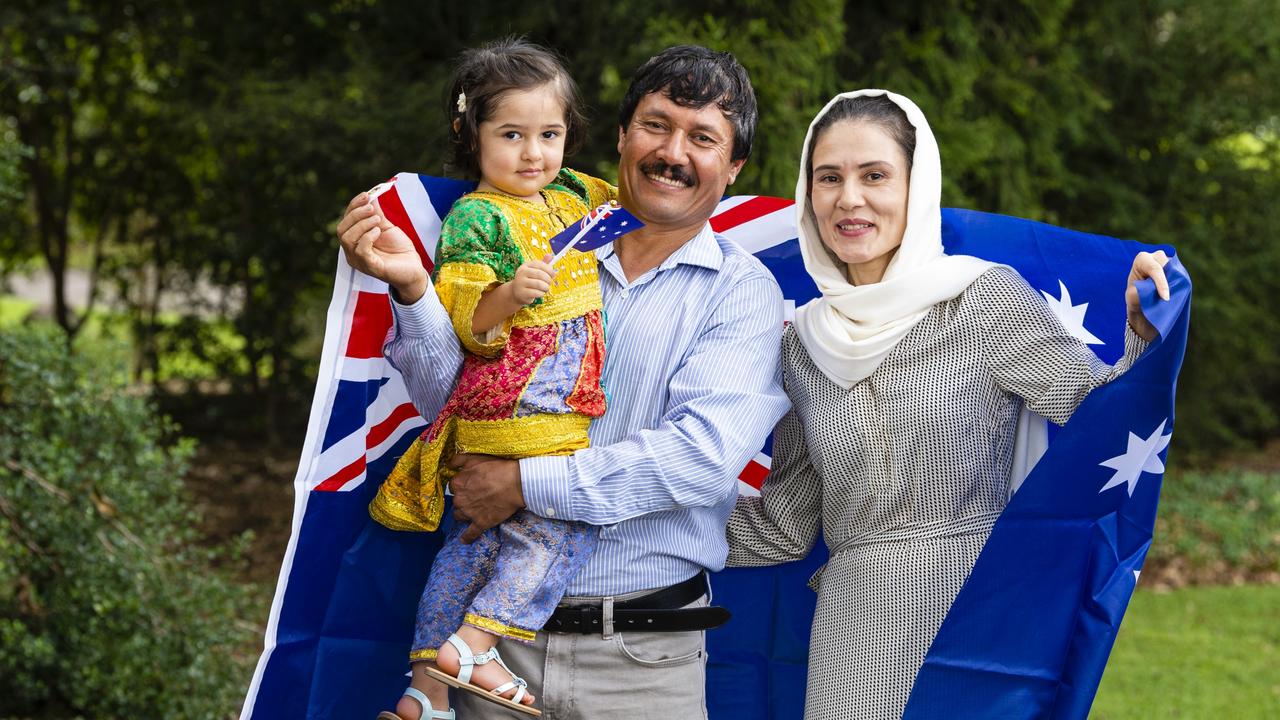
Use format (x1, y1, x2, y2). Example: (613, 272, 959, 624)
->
(385, 223, 789, 595)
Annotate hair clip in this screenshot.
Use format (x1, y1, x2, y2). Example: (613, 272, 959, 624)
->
(456, 91, 467, 113)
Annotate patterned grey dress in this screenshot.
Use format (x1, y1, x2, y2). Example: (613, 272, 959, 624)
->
(726, 267, 1147, 720)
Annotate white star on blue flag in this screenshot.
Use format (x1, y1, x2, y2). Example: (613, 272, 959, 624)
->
(1098, 419, 1173, 496)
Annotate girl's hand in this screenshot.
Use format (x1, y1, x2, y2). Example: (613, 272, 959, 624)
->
(509, 254, 557, 305)
(472, 255, 557, 335)
(1125, 250, 1171, 342)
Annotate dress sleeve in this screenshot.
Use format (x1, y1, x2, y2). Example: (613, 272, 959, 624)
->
(978, 266, 1149, 426)
(725, 405, 823, 567)
(433, 198, 525, 357)
(553, 168, 618, 207)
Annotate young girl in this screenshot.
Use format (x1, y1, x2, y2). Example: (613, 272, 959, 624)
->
(370, 39, 613, 720)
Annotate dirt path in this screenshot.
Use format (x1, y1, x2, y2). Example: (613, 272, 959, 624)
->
(185, 439, 297, 588)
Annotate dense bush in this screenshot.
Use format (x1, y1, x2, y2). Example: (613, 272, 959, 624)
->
(0, 325, 254, 719)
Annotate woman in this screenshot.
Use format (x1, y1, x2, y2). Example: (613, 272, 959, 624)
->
(725, 90, 1169, 720)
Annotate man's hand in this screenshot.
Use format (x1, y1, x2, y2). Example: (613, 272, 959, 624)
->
(336, 192, 429, 303)
(449, 454, 526, 542)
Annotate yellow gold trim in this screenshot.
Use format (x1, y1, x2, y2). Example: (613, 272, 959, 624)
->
(370, 413, 590, 533)
(437, 262, 501, 284)
(369, 424, 453, 532)
(454, 414, 590, 457)
(436, 263, 512, 357)
(464, 613, 537, 643)
(515, 282, 602, 327)
(409, 648, 438, 662)
(438, 260, 600, 337)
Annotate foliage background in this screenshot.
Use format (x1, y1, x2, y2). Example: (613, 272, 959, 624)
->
(3, 0, 1278, 458)
(0, 326, 254, 718)
(2, 1, 1278, 717)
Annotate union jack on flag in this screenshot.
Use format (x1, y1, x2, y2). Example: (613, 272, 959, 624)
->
(243, 173, 1189, 720)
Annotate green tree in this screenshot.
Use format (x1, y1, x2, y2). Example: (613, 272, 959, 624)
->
(0, 0, 181, 337)
(1053, 0, 1280, 458)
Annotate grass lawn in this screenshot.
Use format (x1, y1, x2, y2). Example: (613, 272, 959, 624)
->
(1092, 584, 1280, 718)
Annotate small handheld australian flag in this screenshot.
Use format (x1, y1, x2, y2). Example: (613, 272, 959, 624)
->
(549, 201, 643, 263)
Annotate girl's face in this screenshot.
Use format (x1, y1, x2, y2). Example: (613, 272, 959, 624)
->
(474, 83, 568, 202)
(808, 119, 911, 286)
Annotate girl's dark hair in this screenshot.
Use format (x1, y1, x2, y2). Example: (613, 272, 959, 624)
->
(618, 45, 758, 162)
(446, 38, 586, 178)
(806, 94, 916, 180)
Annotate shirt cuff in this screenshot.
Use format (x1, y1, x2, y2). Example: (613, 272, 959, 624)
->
(1122, 324, 1151, 365)
(390, 281, 447, 337)
(520, 455, 574, 520)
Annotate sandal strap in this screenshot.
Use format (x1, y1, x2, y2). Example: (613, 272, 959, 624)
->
(401, 687, 455, 720)
(445, 634, 503, 670)
(491, 679, 528, 705)
(443, 634, 531, 706)
(445, 635, 478, 684)
(482, 647, 528, 705)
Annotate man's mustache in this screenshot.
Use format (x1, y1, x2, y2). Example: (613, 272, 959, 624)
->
(639, 160, 695, 187)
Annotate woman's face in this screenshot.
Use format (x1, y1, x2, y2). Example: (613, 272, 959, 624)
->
(808, 119, 910, 285)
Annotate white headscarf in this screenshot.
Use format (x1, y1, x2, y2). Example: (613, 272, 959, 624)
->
(793, 89, 996, 389)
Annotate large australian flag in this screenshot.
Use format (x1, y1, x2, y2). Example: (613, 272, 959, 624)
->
(241, 176, 1188, 719)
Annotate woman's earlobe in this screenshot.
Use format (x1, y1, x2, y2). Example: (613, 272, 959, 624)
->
(452, 118, 461, 135)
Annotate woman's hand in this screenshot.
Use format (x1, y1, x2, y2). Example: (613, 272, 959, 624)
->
(508, 254, 557, 305)
(1125, 250, 1171, 342)
(336, 192, 429, 303)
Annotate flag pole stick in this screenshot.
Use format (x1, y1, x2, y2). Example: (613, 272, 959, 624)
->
(551, 226, 592, 266)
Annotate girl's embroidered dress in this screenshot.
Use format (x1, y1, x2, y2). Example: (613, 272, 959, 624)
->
(371, 168, 612, 533)
(371, 169, 613, 649)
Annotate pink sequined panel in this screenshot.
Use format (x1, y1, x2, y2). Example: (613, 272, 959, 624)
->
(440, 324, 559, 422)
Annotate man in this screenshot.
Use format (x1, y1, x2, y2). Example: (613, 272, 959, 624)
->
(337, 45, 789, 719)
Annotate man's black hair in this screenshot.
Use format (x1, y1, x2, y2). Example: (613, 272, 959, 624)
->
(618, 45, 758, 162)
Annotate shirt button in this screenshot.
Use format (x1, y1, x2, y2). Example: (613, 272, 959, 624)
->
(545, 507, 556, 517)
(620, 290, 629, 299)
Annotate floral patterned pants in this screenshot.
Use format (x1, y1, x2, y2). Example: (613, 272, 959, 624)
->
(410, 510, 598, 661)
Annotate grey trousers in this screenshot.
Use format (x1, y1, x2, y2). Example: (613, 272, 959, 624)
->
(453, 588, 710, 720)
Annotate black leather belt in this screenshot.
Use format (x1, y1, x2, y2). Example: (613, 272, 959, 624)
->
(542, 572, 731, 634)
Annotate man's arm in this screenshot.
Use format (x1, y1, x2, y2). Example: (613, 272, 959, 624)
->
(384, 287, 464, 422)
(337, 191, 464, 420)
(521, 273, 790, 526)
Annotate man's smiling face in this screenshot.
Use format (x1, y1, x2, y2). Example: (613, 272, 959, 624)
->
(616, 91, 745, 236)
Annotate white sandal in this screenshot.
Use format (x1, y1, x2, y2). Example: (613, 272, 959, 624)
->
(423, 633, 541, 717)
(376, 686, 455, 720)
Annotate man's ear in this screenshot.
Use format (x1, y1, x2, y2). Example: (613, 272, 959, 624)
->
(726, 158, 747, 186)
(617, 125, 627, 156)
